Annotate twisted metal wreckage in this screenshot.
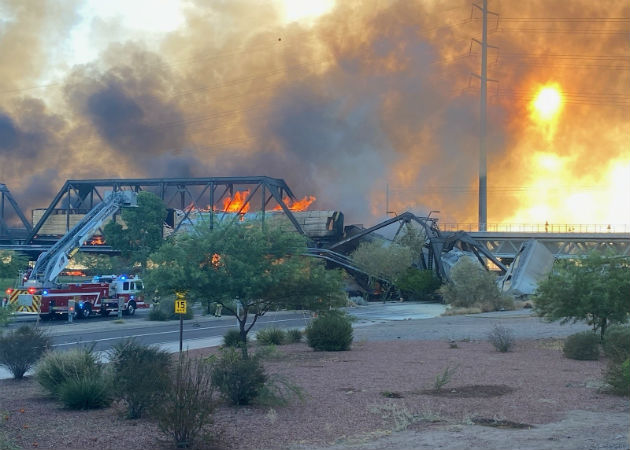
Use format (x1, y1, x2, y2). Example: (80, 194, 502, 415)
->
(1, 177, 563, 297)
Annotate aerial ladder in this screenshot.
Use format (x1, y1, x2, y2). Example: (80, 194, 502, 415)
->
(24, 191, 137, 288)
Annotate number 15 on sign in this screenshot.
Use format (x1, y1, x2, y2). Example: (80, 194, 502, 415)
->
(175, 299, 187, 314)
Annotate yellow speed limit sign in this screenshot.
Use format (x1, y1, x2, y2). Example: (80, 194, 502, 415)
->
(175, 299, 187, 314)
(175, 292, 187, 314)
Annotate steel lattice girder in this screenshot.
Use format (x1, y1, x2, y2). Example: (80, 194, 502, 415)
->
(26, 177, 305, 244)
(471, 232, 630, 259)
(0, 183, 32, 242)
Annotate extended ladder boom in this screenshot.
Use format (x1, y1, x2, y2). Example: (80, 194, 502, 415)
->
(27, 191, 137, 286)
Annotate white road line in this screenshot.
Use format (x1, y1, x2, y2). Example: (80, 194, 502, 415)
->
(51, 317, 306, 347)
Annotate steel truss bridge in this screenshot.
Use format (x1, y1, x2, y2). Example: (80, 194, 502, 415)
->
(1, 177, 307, 247)
(2, 177, 629, 272)
(470, 232, 630, 260)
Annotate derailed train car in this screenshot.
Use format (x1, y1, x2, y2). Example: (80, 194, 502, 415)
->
(170, 209, 344, 244)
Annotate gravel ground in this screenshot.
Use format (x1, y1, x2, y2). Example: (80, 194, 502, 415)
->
(1, 311, 628, 450)
(352, 309, 594, 342)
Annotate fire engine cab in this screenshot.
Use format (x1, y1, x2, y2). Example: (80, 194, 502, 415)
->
(6, 274, 145, 318)
(7, 191, 146, 319)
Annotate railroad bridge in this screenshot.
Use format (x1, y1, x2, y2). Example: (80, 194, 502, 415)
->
(1, 178, 629, 264)
(470, 231, 630, 260)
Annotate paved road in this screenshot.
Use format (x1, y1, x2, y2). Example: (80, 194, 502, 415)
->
(8, 308, 313, 352)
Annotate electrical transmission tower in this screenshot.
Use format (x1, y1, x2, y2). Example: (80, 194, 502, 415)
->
(471, 0, 498, 231)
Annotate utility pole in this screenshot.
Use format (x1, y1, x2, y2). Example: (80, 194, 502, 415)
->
(471, 0, 497, 231)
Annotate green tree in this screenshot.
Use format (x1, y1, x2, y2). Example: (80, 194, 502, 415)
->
(144, 223, 345, 357)
(0, 250, 28, 279)
(397, 268, 441, 300)
(351, 241, 413, 300)
(103, 192, 167, 269)
(534, 252, 630, 340)
(396, 224, 427, 263)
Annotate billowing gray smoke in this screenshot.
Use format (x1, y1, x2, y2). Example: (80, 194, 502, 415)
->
(0, 0, 628, 226)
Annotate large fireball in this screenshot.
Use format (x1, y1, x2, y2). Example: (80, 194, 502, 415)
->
(532, 85, 563, 121)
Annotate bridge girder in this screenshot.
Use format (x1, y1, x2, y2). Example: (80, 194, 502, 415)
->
(21, 177, 305, 244)
(471, 232, 630, 259)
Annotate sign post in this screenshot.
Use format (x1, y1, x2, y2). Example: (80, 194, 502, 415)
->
(175, 292, 187, 354)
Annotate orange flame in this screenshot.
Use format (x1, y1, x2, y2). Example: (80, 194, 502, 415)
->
(211, 253, 221, 268)
(222, 190, 251, 213)
(272, 195, 316, 211)
(87, 236, 105, 245)
(200, 253, 222, 269)
(182, 192, 316, 215)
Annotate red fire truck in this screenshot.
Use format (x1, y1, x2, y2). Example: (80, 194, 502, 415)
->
(7, 191, 146, 318)
(6, 274, 145, 318)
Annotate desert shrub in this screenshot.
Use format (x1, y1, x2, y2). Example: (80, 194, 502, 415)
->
(57, 372, 112, 410)
(109, 340, 173, 419)
(0, 302, 16, 327)
(0, 325, 50, 379)
(223, 329, 247, 348)
(433, 365, 458, 392)
(286, 328, 303, 343)
(154, 356, 216, 449)
(481, 295, 515, 312)
(604, 359, 630, 396)
(256, 374, 305, 407)
(439, 258, 508, 310)
(211, 347, 267, 406)
(0, 425, 17, 450)
(563, 331, 600, 360)
(305, 310, 353, 352)
(442, 306, 483, 316)
(487, 325, 515, 352)
(603, 325, 630, 363)
(397, 268, 442, 300)
(256, 327, 286, 345)
(149, 297, 194, 321)
(148, 306, 169, 321)
(35, 348, 101, 397)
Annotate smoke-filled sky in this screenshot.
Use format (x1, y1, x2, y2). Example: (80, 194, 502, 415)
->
(0, 0, 628, 228)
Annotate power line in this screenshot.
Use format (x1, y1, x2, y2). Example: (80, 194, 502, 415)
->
(496, 17, 629, 22)
(495, 28, 628, 35)
(388, 185, 619, 193)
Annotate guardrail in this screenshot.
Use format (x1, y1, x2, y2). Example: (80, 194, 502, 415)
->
(439, 223, 630, 233)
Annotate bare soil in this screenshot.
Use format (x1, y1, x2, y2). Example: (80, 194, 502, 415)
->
(1, 334, 628, 450)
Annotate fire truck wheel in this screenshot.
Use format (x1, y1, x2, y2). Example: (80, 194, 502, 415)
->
(100, 309, 110, 317)
(78, 303, 91, 319)
(124, 301, 136, 316)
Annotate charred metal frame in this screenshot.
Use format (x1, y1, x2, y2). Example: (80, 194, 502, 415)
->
(0, 183, 32, 244)
(26, 177, 306, 244)
(2, 177, 628, 270)
(325, 211, 507, 281)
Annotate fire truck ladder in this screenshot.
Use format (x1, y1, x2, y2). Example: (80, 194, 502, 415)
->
(27, 191, 137, 286)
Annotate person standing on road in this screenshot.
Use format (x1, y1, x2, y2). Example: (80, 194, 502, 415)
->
(214, 303, 222, 317)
